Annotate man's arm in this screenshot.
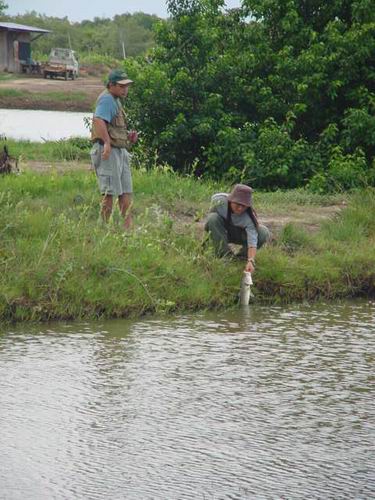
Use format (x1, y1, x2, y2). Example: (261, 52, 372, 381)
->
(92, 117, 112, 160)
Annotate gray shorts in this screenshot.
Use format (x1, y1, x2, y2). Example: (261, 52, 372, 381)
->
(90, 143, 133, 196)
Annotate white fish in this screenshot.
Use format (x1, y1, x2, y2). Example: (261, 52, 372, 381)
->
(240, 271, 253, 305)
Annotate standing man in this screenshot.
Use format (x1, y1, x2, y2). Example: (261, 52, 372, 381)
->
(91, 69, 138, 229)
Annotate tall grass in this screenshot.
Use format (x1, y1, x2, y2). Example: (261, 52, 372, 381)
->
(0, 169, 235, 322)
(4, 138, 91, 162)
(255, 189, 375, 301)
(0, 87, 87, 102)
(0, 167, 374, 322)
(0, 73, 23, 81)
(255, 188, 346, 212)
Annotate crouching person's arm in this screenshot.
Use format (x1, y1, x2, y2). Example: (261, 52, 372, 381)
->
(245, 246, 256, 273)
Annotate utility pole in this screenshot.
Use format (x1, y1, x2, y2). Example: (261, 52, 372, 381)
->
(120, 30, 126, 59)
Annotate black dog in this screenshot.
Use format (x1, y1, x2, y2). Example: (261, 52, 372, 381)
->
(0, 144, 19, 174)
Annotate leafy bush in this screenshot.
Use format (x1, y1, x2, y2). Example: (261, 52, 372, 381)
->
(309, 147, 374, 193)
(121, 0, 375, 193)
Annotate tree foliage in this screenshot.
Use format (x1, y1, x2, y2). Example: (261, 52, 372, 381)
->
(0, 1, 7, 16)
(3, 1, 375, 191)
(2, 11, 161, 58)
(124, 0, 375, 191)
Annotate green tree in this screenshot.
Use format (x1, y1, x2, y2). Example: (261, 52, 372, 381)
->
(4, 11, 160, 58)
(125, 0, 375, 191)
(0, 1, 8, 16)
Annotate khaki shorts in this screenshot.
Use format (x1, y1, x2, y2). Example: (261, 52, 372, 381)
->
(90, 143, 133, 196)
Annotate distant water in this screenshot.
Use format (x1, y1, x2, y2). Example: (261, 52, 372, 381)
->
(0, 108, 91, 142)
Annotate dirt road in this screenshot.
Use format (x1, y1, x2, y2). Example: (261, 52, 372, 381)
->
(0, 75, 103, 111)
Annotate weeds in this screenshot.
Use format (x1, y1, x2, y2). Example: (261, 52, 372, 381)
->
(5, 138, 91, 162)
(0, 168, 374, 322)
(0, 87, 87, 102)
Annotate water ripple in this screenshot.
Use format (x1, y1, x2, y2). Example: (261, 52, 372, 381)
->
(0, 300, 374, 499)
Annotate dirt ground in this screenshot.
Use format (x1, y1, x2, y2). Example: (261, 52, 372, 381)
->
(0, 75, 103, 111)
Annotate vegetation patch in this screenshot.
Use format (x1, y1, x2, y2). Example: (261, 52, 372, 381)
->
(0, 88, 91, 111)
(6, 138, 91, 163)
(0, 73, 21, 81)
(1, 1, 374, 191)
(0, 165, 373, 323)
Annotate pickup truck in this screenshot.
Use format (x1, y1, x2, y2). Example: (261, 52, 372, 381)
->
(43, 48, 79, 80)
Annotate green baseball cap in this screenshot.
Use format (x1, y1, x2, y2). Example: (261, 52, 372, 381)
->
(107, 69, 133, 85)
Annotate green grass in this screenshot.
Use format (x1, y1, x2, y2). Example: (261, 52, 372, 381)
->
(0, 87, 87, 102)
(0, 162, 374, 323)
(4, 138, 91, 162)
(0, 73, 22, 81)
(0, 88, 23, 97)
(254, 189, 375, 302)
(0, 168, 230, 322)
(255, 187, 346, 212)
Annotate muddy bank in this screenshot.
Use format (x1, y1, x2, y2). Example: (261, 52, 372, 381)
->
(0, 96, 92, 112)
(0, 76, 103, 112)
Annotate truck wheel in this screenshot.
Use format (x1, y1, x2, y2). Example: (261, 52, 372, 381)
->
(43, 72, 47, 79)
(71, 72, 76, 80)
(65, 71, 68, 81)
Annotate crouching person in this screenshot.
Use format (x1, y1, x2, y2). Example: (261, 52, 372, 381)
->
(204, 184, 270, 273)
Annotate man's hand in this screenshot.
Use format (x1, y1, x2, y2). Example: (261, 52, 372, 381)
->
(102, 142, 111, 160)
(128, 130, 138, 144)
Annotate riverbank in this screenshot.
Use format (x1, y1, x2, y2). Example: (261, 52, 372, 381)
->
(0, 75, 103, 111)
(0, 161, 374, 323)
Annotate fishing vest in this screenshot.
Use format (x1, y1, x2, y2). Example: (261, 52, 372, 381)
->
(91, 90, 130, 149)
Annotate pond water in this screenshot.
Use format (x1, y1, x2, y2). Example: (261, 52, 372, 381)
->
(0, 300, 374, 499)
(0, 108, 91, 142)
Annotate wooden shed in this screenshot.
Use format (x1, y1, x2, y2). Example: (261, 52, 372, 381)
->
(0, 22, 50, 73)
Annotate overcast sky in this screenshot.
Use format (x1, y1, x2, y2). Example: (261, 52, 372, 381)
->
(7, 0, 242, 22)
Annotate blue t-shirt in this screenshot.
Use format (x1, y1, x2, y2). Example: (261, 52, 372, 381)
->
(94, 93, 119, 123)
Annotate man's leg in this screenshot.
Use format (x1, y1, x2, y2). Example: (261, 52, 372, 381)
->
(118, 149, 133, 230)
(204, 213, 231, 257)
(101, 194, 113, 222)
(93, 143, 115, 223)
(118, 193, 133, 230)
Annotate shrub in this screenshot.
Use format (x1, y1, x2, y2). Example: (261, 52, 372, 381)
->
(309, 147, 372, 193)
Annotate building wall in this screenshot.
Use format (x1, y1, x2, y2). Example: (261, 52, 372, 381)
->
(0, 30, 31, 73)
(0, 31, 7, 71)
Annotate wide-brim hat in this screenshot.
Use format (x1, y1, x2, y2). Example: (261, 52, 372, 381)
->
(227, 184, 253, 207)
(107, 69, 133, 86)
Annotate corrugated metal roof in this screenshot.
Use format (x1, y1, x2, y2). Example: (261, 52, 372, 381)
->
(0, 22, 51, 33)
